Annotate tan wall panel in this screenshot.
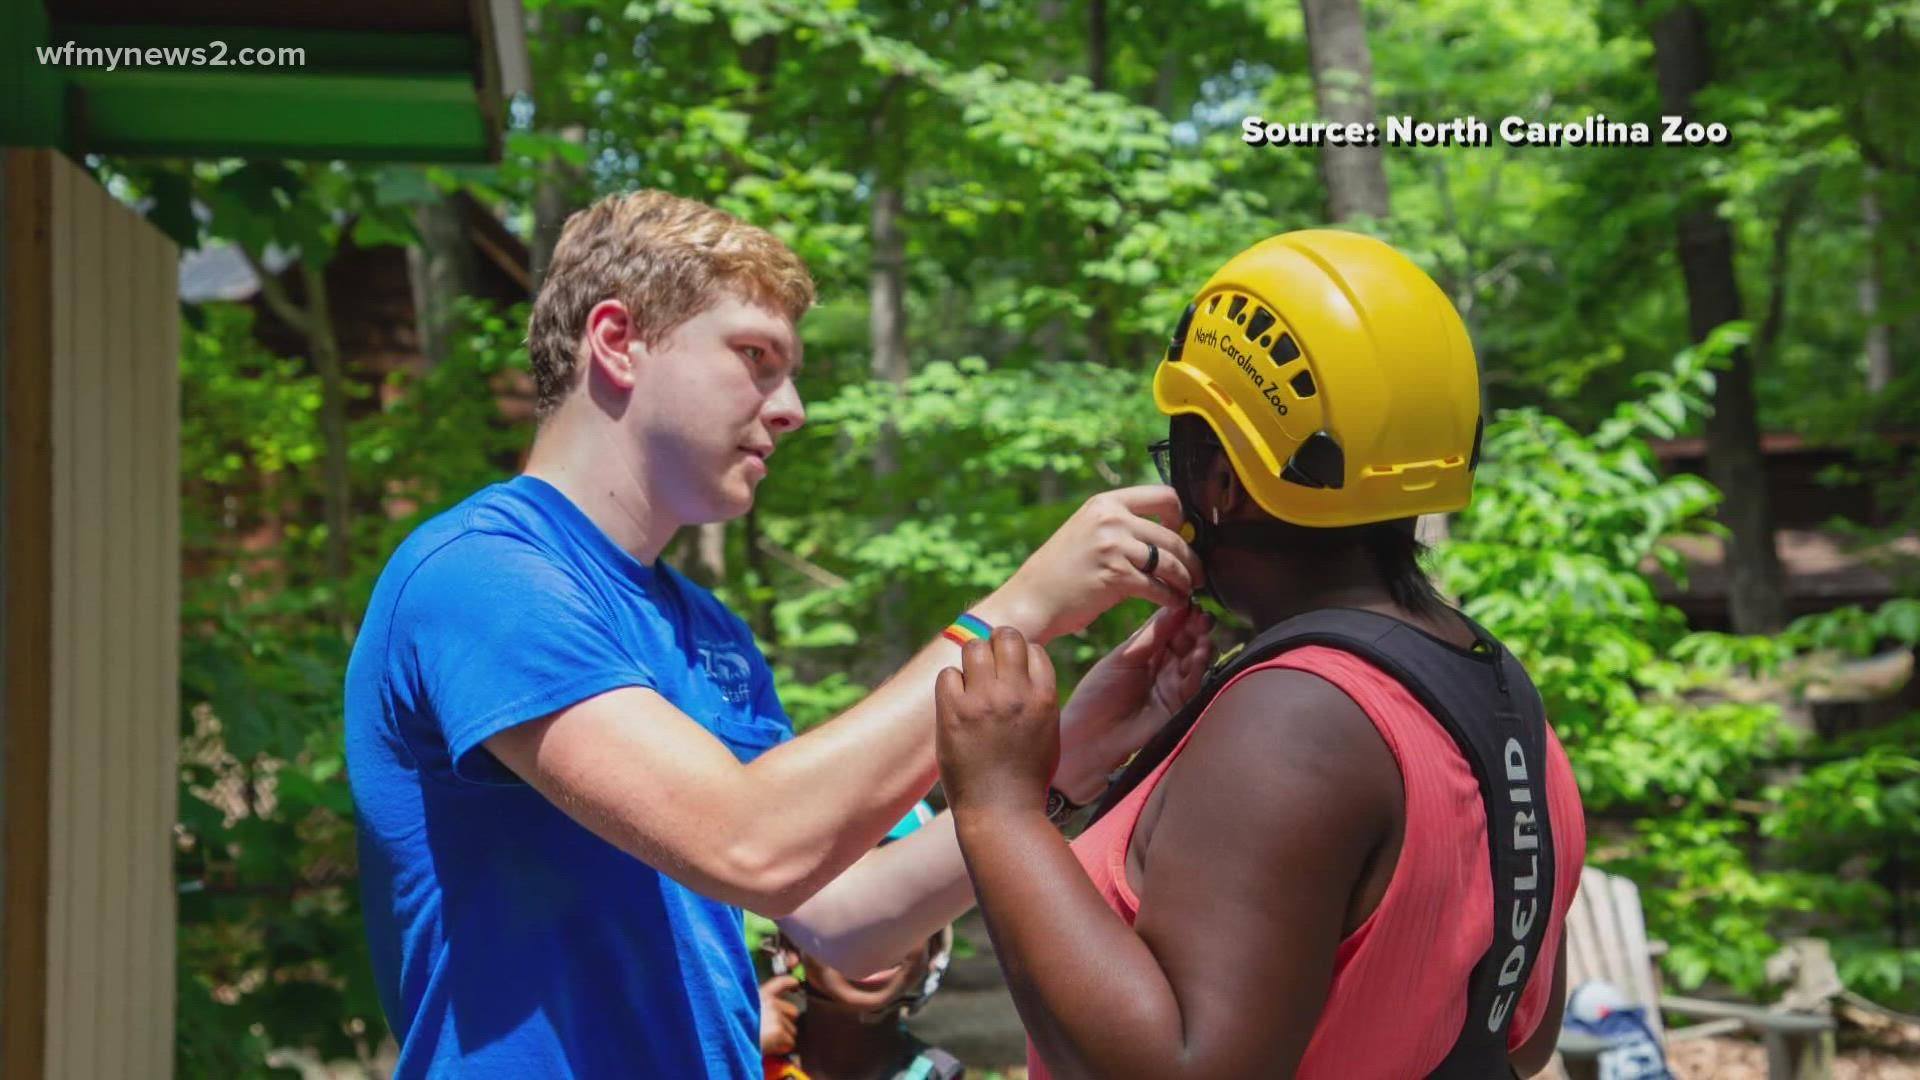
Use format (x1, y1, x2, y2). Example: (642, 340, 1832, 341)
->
(54, 152, 105, 1080)
(37, 151, 179, 1080)
(44, 150, 75, 1080)
(157, 202, 182, 1077)
(5, 146, 57, 1080)
(140, 201, 182, 1076)
(75, 152, 106, 1080)
(105, 160, 136, 1080)
(131, 214, 157, 1080)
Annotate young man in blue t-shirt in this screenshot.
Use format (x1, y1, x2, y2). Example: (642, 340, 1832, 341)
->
(344, 189, 1215, 1078)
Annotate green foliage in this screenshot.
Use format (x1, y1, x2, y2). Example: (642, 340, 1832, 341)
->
(161, 0, 1920, 1071)
(175, 301, 534, 1073)
(1435, 333, 1783, 809)
(1441, 340, 1920, 1006)
(176, 306, 382, 1076)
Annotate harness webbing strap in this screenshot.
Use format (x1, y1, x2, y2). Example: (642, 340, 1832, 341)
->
(1098, 608, 1557, 1078)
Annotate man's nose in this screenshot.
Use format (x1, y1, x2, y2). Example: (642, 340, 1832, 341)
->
(765, 376, 805, 435)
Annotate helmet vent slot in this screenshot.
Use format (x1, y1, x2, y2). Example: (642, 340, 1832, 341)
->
(1290, 370, 1317, 398)
(1226, 295, 1248, 322)
(1281, 431, 1345, 489)
(1244, 307, 1276, 342)
(1269, 333, 1301, 365)
(1207, 295, 1222, 314)
(1168, 302, 1197, 361)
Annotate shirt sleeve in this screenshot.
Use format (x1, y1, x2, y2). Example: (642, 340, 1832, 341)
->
(393, 531, 656, 784)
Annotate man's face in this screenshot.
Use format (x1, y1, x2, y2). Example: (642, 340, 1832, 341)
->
(632, 295, 806, 525)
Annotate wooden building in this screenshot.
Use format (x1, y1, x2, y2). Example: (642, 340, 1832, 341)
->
(1647, 433, 1920, 730)
(178, 191, 535, 415)
(0, 3, 526, 1076)
(1647, 433, 1920, 629)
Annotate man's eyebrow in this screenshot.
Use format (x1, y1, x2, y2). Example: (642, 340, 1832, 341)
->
(729, 326, 803, 374)
(763, 330, 803, 373)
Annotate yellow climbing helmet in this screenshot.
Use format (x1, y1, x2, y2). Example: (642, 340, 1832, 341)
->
(1152, 229, 1482, 529)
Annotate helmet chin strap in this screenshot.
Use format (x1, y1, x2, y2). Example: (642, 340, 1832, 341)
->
(1175, 473, 1314, 591)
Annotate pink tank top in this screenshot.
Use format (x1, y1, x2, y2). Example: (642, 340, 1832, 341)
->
(1027, 645, 1586, 1079)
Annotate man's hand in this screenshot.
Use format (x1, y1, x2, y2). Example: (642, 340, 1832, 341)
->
(935, 628, 1061, 814)
(757, 974, 800, 1055)
(984, 487, 1204, 642)
(1054, 603, 1215, 803)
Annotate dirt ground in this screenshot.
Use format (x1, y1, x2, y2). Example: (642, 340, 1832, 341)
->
(1669, 1038, 1920, 1080)
(939, 1038, 1920, 1080)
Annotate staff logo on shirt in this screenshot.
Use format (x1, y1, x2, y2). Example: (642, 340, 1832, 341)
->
(696, 643, 753, 706)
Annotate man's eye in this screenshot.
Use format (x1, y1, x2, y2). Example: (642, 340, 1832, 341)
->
(741, 345, 766, 363)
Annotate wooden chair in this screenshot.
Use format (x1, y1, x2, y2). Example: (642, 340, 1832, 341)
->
(1547, 867, 1837, 1080)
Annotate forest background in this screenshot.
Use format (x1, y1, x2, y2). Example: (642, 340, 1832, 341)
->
(108, 0, 1920, 1073)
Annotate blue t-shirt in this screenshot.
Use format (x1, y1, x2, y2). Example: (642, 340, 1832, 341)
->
(345, 475, 792, 1078)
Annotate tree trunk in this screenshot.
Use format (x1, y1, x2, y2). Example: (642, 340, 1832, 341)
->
(1083, 0, 1115, 368)
(870, 185, 910, 464)
(1861, 169, 1894, 394)
(870, 85, 912, 667)
(742, 506, 777, 646)
(1650, 3, 1788, 634)
(407, 195, 483, 368)
(303, 262, 356, 638)
(1300, 0, 1390, 221)
(694, 522, 728, 586)
(241, 246, 356, 637)
(528, 5, 590, 289)
(1088, 0, 1108, 92)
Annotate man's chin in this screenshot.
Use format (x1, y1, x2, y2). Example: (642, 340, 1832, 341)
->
(686, 489, 757, 526)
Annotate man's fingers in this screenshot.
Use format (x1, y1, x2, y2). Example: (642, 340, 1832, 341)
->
(1123, 519, 1203, 599)
(764, 974, 801, 996)
(1102, 484, 1185, 531)
(1130, 564, 1193, 611)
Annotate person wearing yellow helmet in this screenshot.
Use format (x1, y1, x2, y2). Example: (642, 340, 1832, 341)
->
(932, 231, 1589, 1079)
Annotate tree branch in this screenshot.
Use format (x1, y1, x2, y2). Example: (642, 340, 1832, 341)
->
(755, 537, 851, 590)
(1758, 172, 1818, 361)
(238, 246, 312, 337)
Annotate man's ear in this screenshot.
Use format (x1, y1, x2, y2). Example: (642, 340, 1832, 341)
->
(583, 299, 641, 392)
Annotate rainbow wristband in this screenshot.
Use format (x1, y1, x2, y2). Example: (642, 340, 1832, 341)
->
(940, 612, 992, 646)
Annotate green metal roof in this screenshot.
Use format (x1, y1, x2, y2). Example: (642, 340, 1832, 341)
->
(2, 0, 528, 162)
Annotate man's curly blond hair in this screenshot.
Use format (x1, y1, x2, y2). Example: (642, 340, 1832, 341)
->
(527, 190, 816, 417)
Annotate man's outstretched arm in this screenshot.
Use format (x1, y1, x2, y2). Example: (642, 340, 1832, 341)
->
(487, 487, 1201, 917)
(777, 601, 1212, 973)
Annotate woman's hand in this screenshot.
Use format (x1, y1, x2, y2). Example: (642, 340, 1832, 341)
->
(1054, 604, 1215, 803)
(935, 628, 1061, 816)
